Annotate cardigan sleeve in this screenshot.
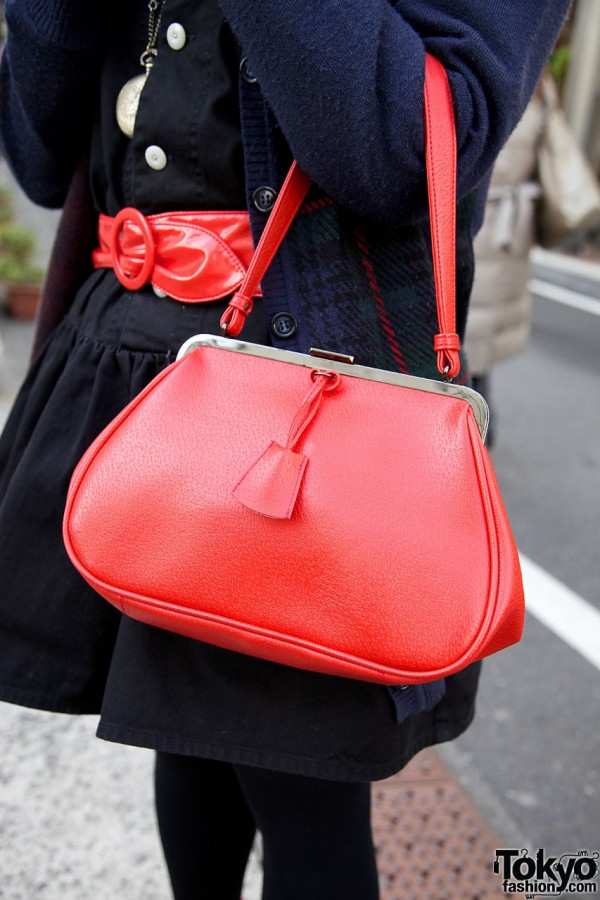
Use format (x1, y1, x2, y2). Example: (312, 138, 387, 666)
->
(218, 0, 570, 222)
(0, 0, 109, 208)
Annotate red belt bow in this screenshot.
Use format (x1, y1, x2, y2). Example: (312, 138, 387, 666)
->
(93, 208, 261, 303)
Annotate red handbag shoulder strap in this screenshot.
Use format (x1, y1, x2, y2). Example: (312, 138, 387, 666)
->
(219, 162, 311, 337)
(220, 52, 460, 379)
(424, 54, 459, 378)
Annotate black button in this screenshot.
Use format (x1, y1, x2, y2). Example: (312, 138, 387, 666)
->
(240, 56, 258, 84)
(271, 312, 298, 339)
(252, 186, 277, 213)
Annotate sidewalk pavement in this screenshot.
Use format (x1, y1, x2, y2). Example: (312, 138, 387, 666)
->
(0, 700, 511, 900)
(0, 312, 515, 899)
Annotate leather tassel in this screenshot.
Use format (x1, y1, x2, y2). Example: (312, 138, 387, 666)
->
(232, 370, 340, 518)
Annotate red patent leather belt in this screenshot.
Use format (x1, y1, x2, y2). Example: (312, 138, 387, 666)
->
(93, 208, 261, 303)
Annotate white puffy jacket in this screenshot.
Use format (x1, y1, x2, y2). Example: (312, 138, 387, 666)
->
(465, 99, 544, 375)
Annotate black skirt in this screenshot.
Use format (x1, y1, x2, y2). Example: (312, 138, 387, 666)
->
(0, 269, 480, 782)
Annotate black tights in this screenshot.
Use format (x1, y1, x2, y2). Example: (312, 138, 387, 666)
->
(154, 752, 380, 900)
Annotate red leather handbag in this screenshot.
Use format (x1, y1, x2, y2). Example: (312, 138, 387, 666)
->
(63, 56, 524, 685)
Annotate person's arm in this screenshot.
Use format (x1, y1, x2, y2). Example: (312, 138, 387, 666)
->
(0, 0, 109, 207)
(220, 0, 570, 222)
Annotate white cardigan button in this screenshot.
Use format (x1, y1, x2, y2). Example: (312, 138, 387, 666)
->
(167, 23, 187, 50)
(145, 145, 168, 171)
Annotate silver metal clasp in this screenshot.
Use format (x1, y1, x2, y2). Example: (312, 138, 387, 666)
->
(308, 348, 355, 364)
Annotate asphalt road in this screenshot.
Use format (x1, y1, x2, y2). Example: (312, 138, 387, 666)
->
(442, 287, 600, 860)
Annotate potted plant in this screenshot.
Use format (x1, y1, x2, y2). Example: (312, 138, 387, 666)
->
(0, 184, 44, 319)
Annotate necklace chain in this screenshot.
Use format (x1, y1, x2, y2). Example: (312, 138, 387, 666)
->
(115, 0, 165, 138)
(140, 0, 164, 70)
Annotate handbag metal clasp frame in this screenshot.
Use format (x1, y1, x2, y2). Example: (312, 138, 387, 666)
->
(308, 348, 356, 365)
(177, 334, 490, 442)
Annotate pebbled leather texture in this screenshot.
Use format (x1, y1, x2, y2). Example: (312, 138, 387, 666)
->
(64, 345, 524, 684)
(63, 55, 525, 684)
(232, 441, 309, 519)
(232, 370, 338, 518)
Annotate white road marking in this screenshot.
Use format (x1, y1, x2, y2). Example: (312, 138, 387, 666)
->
(531, 246, 600, 286)
(529, 278, 600, 316)
(520, 554, 600, 672)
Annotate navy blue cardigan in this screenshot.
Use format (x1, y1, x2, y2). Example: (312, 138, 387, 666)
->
(1, 0, 569, 372)
(2, 0, 570, 218)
